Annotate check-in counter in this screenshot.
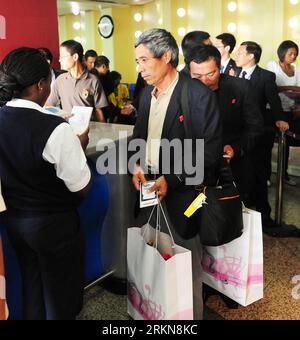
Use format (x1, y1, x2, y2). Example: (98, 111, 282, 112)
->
(0, 122, 135, 319)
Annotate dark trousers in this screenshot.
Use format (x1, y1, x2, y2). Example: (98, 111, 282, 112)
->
(230, 156, 249, 202)
(4, 210, 84, 320)
(249, 131, 275, 218)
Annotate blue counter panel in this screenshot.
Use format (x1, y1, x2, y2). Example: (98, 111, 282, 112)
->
(79, 161, 109, 284)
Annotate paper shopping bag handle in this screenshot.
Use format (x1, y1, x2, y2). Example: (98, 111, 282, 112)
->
(142, 203, 176, 249)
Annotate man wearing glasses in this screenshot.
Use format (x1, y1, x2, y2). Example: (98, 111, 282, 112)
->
(131, 29, 222, 320)
(47, 40, 107, 122)
(214, 33, 239, 76)
(188, 45, 263, 205)
(187, 44, 264, 309)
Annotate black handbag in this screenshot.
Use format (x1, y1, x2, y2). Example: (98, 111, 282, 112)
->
(176, 79, 244, 246)
(189, 164, 244, 246)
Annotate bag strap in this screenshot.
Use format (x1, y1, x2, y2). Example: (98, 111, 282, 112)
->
(181, 79, 193, 139)
(143, 203, 176, 249)
(181, 79, 204, 190)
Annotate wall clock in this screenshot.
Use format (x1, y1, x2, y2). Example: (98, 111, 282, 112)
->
(98, 15, 114, 39)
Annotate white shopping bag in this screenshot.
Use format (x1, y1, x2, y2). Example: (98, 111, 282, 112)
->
(201, 208, 263, 306)
(127, 205, 193, 320)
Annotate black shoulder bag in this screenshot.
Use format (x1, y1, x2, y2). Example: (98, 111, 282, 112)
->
(180, 80, 244, 246)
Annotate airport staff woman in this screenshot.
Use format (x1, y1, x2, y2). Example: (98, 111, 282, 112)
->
(0, 47, 91, 320)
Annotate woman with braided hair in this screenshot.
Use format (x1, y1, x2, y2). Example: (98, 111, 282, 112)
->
(0, 47, 91, 320)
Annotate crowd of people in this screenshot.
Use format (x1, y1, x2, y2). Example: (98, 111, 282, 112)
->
(0, 28, 300, 320)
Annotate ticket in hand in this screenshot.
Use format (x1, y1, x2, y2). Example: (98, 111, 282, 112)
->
(140, 181, 159, 208)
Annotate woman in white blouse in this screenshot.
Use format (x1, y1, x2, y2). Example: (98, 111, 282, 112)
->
(267, 40, 300, 186)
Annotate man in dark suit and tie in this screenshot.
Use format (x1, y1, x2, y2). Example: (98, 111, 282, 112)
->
(215, 33, 240, 76)
(187, 45, 264, 200)
(235, 42, 300, 237)
(131, 28, 222, 319)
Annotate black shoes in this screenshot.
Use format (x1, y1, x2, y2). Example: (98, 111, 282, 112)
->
(262, 216, 300, 238)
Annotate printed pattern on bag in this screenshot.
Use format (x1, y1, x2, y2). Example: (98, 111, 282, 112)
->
(201, 209, 264, 306)
(202, 247, 263, 290)
(127, 222, 194, 320)
(128, 281, 165, 320)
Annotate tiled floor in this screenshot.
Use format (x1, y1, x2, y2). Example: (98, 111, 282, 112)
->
(78, 174, 300, 321)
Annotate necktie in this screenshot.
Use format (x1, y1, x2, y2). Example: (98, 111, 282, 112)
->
(241, 70, 247, 79)
(220, 65, 225, 74)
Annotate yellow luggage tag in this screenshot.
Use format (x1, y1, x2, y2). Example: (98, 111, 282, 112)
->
(184, 193, 207, 218)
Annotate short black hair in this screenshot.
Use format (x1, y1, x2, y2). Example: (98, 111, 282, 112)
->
(0, 47, 50, 106)
(186, 45, 221, 68)
(216, 33, 236, 53)
(181, 31, 210, 59)
(60, 40, 84, 63)
(84, 49, 97, 60)
(277, 40, 299, 62)
(110, 71, 121, 82)
(37, 47, 53, 64)
(94, 55, 110, 68)
(241, 41, 262, 64)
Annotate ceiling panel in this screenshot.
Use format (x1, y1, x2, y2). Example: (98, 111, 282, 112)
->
(57, 0, 154, 15)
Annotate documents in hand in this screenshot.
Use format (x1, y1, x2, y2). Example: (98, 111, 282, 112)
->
(44, 106, 93, 135)
(140, 181, 159, 208)
(69, 106, 93, 135)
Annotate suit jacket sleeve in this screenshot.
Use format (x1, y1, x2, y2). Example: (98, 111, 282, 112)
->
(231, 81, 264, 157)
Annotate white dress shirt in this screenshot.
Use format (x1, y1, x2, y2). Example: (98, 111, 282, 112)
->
(146, 73, 179, 170)
(221, 58, 230, 73)
(240, 65, 257, 80)
(6, 99, 91, 193)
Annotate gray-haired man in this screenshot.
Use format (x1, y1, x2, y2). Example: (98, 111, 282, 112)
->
(131, 28, 222, 320)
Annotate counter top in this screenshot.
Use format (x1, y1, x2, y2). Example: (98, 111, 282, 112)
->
(86, 122, 134, 156)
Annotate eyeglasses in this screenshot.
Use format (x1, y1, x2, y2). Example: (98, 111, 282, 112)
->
(195, 69, 219, 80)
(135, 57, 156, 66)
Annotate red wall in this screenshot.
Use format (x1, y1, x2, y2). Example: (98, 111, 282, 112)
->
(0, 0, 60, 67)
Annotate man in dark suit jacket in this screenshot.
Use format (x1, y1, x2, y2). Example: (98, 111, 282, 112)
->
(235, 42, 300, 237)
(187, 45, 264, 199)
(131, 28, 222, 319)
(215, 33, 240, 76)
